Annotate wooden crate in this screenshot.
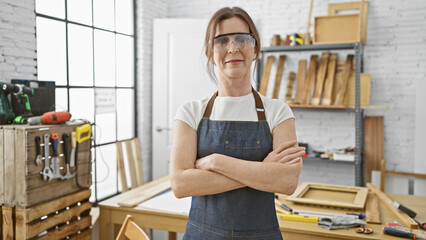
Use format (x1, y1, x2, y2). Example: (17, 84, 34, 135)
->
(314, 14, 360, 44)
(1, 125, 4, 205)
(2, 190, 92, 240)
(1, 124, 92, 207)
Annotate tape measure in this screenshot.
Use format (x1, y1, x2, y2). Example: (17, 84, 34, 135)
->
(76, 123, 91, 143)
(290, 33, 304, 46)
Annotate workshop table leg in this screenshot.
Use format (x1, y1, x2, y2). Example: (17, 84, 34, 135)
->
(169, 231, 177, 240)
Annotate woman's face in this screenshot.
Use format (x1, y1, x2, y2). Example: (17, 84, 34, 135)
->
(213, 17, 256, 81)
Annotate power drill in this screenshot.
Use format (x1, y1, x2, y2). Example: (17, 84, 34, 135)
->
(0, 82, 15, 124)
(1, 82, 34, 124)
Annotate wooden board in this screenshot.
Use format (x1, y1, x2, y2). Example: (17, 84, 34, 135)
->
(1, 124, 92, 207)
(294, 60, 307, 104)
(314, 14, 360, 44)
(343, 73, 371, 106)
(334, 55, 353, 105)
(328, 1, 369, 45)
(118, 178, 171, 208)
(364, 116, 384, 183)
(13, 190, 92, 239)
(259, 56, 275, 96)
(321, 53, 337, 105)
(311, 52, 329, 105)
(365, 192, 381, 224)
(367, 183, 418, 229)
(272, 55, 286, 99)
(286, 182, 368, 209)
(131, 138, 144, 186)
(285, 72, 296, 102)
(302, 55, 318, 104)
(0, 126, 4, 205)
(116, 142, 128, 192)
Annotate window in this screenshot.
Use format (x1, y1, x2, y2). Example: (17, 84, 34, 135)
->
(35, 0, 136, 203)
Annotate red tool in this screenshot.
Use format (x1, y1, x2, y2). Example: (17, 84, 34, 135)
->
(27, 111, 72, 125)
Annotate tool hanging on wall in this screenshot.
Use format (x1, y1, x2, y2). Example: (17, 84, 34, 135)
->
(50, 133, 64, 179)
(41, 134, 54, 181)
(61, 133, 76, 180)
(75, 124, 92, 189)
(35, 136, 42, 165)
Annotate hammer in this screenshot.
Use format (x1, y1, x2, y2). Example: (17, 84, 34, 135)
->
(61, 133, 76, 180)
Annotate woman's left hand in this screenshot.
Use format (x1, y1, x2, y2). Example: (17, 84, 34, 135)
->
(195, 154, 216, 171)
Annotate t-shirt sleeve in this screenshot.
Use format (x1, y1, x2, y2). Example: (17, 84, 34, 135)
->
(174, 101, 199, 130)
(264, 98, 295, 130)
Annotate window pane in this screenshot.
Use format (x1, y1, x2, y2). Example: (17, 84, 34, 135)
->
(94, 30, 115, 86)
(67, 0, 92, 25)
(69, 88, 94, 123)
(116, 35, 134, 87)
(116, 0, 133, 34)
(68, 24, 93, 86)
(36, 17, 67, 85)
(95, 144, 118, 200)
(95, 113, 116, 144)
(36, 0, 65, 19)
(93, 0, 114, 31)
(55, 88, 68, 111)
(117, 89, 134, 140)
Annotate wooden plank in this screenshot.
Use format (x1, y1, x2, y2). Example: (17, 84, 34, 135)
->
(37, 216, 92, 240)
(328, 1, 368, 45)
(118, 179, 171, 208)
(125, 141, 138, 189)
(321, 53, 337, 105)
(314, 14, 360, 44)
(259, 56, 275, 96)
(334, 55, 353, 105)
(304, 0, 314, 45)
(132, 138, 144, 186)
(116, 142, 128, 192)
(285, 72, 296, 103)
(294, 60, 307, 104)
(311, 52, 329, 105)
(365, 192, 381, 224)
(287, 182, 368, 209)
(302, 55, 318, 104)
(366, 183, 418, 229)
(4, 129, 15, 206)
(2, 206, 14, 240)
(15, 128, 27, 209)
(343, 73, 371, 106)
(27, 201, 92, 238)
(272, 55, 286, 99)
(364, 116, 384, 183)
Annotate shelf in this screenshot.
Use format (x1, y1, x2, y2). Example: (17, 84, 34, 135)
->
(303, 157, 356, 164)
(260, 43, 360, 53)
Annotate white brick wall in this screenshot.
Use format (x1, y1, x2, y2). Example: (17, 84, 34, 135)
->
(154, 0, 426, 186)
(0, 0, 37, 83)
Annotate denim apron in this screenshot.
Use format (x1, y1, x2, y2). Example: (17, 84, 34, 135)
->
(183, 88, 282, 240)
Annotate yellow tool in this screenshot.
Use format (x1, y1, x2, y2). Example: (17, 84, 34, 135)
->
(75, 123, 92, 189)
(277, 213, 319, 223)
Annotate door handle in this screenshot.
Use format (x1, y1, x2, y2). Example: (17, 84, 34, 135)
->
(155, 126, 171, 132)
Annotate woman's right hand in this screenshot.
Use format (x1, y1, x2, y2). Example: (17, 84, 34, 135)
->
(263, 140, 305, 164)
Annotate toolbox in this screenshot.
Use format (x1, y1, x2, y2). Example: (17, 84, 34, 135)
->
(0, 123, 92, 207)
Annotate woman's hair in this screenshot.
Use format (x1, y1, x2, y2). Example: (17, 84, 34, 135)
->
(204, 7, 261, 83)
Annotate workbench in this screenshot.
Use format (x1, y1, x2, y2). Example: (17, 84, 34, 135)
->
(98, 176, 426, 240)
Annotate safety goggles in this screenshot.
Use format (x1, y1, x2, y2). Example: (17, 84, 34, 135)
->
(213, 32, 256, 52)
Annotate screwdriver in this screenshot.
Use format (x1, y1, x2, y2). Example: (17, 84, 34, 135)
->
(383, 227, 426, 239)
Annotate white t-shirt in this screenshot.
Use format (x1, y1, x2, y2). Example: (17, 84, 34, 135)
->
(175, 91, 295, 132)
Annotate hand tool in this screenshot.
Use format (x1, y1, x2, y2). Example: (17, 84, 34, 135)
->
(61, 133, 76, 180)
(292, 209, 359, 220)
(355, 225, 373, 234)
(347, 212, 366, 219)
(27, 111, 72, 125)
(50, 133, 64, 179)
(41, 134, 54, 181)
(394, 201, 417, 218)
(277, 212, 318, 223)
(0, 82, 15, 124)
(75, 124, 92, 189)
(70, 131, 76, 167)
(383, 227, 426, 239)
(35, 136, 42, 165)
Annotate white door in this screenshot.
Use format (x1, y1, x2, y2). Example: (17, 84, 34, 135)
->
(152, 19, 216, 180)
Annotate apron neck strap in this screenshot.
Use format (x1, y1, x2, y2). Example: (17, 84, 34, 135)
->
(202, 87, 266, 121)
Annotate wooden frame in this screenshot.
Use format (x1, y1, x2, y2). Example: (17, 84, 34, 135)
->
(287, 182, 369, 209)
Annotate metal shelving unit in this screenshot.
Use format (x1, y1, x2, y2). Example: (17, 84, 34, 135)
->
(257, 43, 364, 186)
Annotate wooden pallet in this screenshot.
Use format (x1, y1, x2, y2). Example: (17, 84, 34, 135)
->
(2, 190, 92, 240)
(1, 124, 92, 207)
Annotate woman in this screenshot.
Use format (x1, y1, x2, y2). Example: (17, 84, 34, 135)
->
(170, 6, 304, 239)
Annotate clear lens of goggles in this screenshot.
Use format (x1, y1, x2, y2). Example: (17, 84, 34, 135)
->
(213, 33, 255, 51)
